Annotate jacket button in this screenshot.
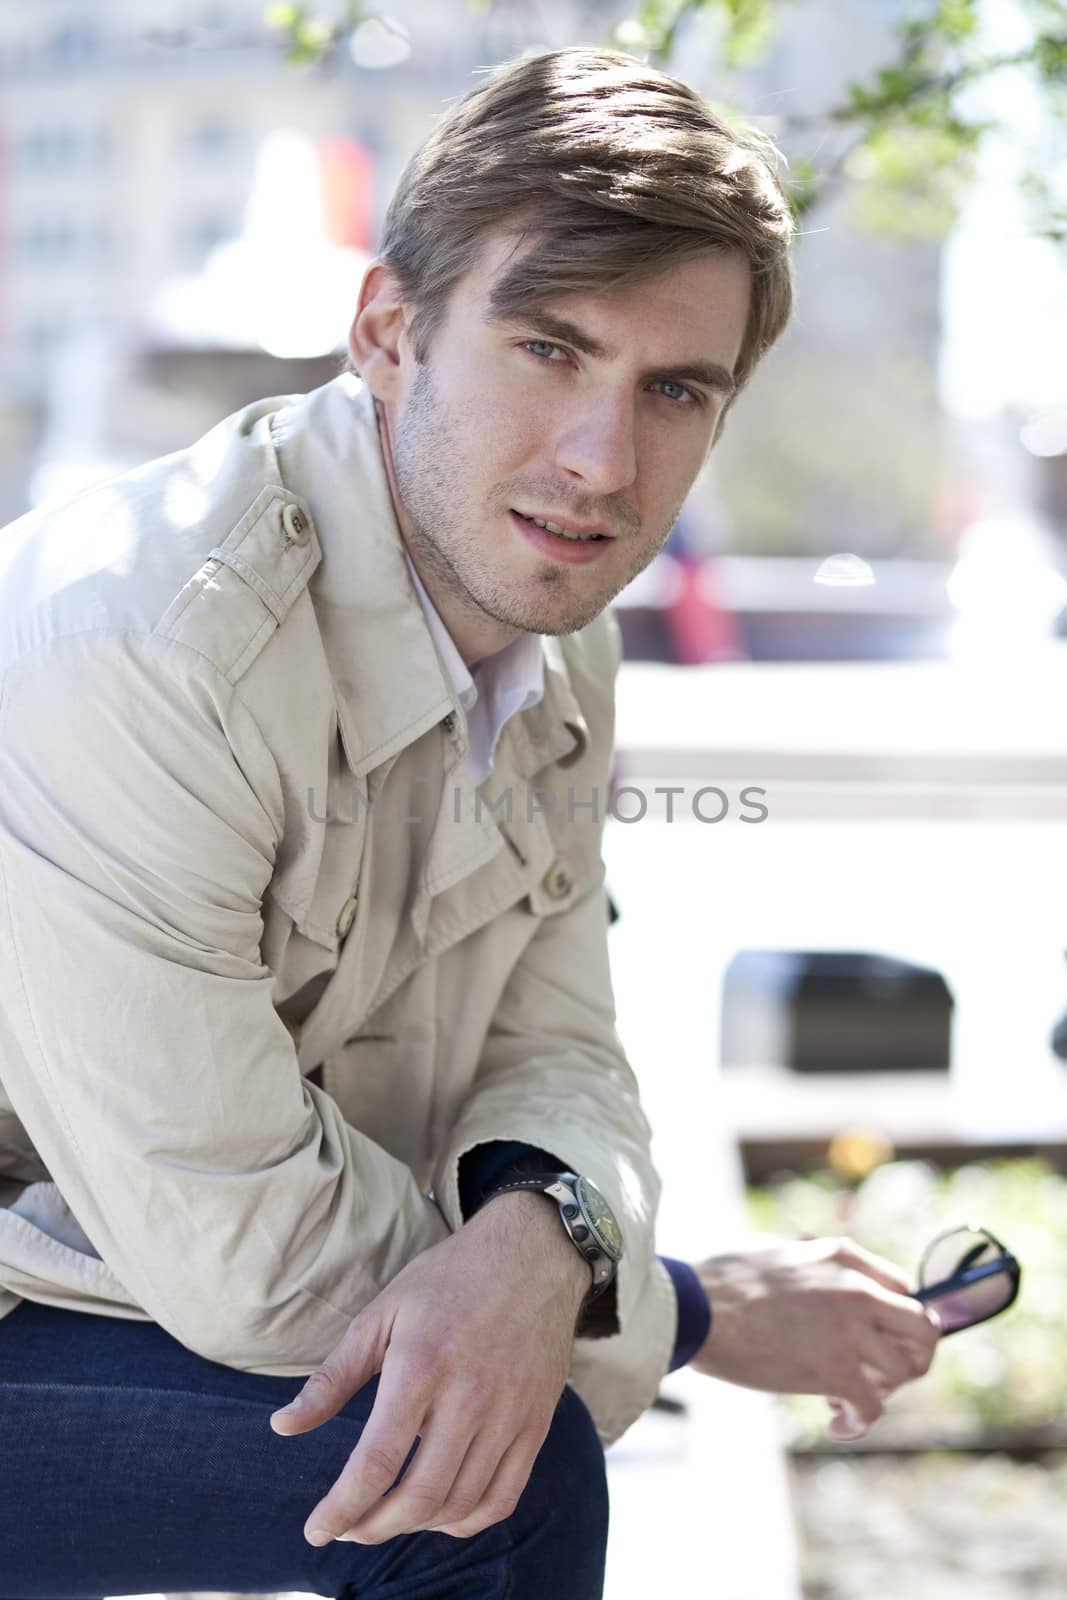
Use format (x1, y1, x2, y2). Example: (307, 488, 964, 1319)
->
(541, 860, 574, 900)
(282, 503, 311, 548)
(442, 711, 457, 734)
(336, 893, 358, 938)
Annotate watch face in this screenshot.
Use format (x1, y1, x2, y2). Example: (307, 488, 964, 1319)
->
(576, 1176, 623, 1260)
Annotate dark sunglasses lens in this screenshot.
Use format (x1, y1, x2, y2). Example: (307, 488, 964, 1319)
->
(919, 1228, 1016, 1331)
(923, 1270, 1016, 1331)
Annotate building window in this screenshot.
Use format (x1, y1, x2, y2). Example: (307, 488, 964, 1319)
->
(12, 122, 113, 176)
(14, 222, 80, 267)
(91, 124, 114, 169)
(181, 119, 239, 160)
(23, 317, 67, 355)
(175, 215, 234, 270)
(15, 126, 81, 174)
(46, 24, 102, 68)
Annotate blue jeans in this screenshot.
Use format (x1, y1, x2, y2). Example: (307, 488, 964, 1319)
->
(0, 1299, 608, 1599)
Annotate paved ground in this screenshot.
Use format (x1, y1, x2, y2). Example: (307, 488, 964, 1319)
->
(790, 1452, 1067, 1599)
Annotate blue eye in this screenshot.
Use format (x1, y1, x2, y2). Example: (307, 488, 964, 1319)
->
(524, 340, 565, 361)
(522, 342, 701, 407)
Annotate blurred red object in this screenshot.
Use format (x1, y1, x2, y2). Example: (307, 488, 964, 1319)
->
(317, 137, 375, 251)
(663, 553, 745, 663)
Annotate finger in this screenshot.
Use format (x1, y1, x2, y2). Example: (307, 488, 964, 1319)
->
(831, 1263, 945, 1348)
(828, 1398, 870, 1442)
(303, 1360, 428, 1543)
(872, 1292, 944, 1349)
(420, 1405, 551, 1537)
(832, 1238, 912, 1297)
(858, 1332, 930, 1393)
(831, 1364, 885, 1430)
(270, 1315, 384, 1436)
(337, 1403, 483, 1545)
(431, 1420, 548, 1539)
(828, 1361, 889, 1441)
(853, 1349, 907, 1396)
(879, 1325, 940, 1383)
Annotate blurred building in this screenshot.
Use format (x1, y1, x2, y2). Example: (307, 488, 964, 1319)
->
(2, 0, 1058, 660)
(0, 0, 615, 521)
(0, 0, 947, 537)
(0, 2, 337, 514)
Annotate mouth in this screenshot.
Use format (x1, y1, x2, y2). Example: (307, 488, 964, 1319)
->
(509, 509, 616, 565)
(511, 509, 614, 543)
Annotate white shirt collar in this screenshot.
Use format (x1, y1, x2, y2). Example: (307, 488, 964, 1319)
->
(403, 553, 545, 785)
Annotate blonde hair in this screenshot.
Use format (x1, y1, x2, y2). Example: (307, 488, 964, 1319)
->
(369, 45, 795, 416)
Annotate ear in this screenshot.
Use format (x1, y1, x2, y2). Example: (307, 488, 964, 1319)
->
(347, 260, 414, 404)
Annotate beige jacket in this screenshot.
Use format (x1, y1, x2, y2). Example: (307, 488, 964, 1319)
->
(0, 374, 676, 1446)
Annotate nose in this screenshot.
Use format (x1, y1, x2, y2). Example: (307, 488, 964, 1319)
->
(553, 388, 638, 495)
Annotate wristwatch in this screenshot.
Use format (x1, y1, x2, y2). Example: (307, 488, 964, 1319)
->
(482, 1171, 623, 1305)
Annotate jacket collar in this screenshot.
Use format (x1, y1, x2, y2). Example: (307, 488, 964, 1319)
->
(268, 375, 587, 780)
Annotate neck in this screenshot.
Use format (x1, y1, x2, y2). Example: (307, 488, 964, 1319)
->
(373, 398, 522, 669)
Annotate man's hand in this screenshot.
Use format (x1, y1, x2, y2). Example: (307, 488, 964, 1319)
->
(688, 1235, 941, 1441)
(269, 1191, 591, 1544)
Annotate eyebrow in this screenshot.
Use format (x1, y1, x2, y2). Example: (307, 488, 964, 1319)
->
(486, 308, 738, 400)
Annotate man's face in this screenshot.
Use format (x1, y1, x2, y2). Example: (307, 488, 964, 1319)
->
(379, 230, 750, 657)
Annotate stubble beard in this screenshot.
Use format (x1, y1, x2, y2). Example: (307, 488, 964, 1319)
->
(389, 361, 679, 638)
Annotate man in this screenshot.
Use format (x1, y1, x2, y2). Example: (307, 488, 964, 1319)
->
(0, 45, 939, 1599)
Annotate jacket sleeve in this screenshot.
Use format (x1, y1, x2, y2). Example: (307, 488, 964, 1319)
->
(0, 632, 449, 1374)
(430, 872, 677, 1444)
(428, 616, 677, 1445)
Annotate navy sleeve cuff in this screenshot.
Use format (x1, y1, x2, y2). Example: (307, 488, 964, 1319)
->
(458, 1141, 563, 1220)
(660, 1255, 711, 1372)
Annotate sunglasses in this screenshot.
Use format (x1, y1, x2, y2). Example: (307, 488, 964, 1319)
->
(913, 1223, 1021, 1335)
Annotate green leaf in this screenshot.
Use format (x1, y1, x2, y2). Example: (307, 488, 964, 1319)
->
(1034, 31, 1067, 77)
(265, 2, 303, 28)
(612, 18, 664, 51)
(296, 16, 332, 47)
(611, 0, 678, 56)
(935, 0, 979, 41)
(835, 116, 989, 239)
(783, 152, 822, 220)
(715, 0, 779, 65)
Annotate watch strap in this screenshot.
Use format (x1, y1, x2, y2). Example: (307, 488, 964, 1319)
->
(483, 1174, 616, 1299)
(481, 1171, 622, 1341)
